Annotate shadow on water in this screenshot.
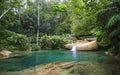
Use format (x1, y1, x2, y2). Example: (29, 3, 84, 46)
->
(0, 50, 119, 71)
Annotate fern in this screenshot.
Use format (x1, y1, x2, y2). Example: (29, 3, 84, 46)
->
(107, 14, 120, 28)
(96, 7, 115, 16)
(109, 26, 120, 38)
(96, 7, 116, 25)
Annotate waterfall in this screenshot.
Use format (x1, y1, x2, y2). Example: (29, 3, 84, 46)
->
(71, 46, 77, 60)
(71, 46, 76, 51)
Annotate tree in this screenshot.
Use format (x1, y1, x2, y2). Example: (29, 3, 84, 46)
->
(0, 0, 31, 51)
(96, 0, 120, 54)
(70, 0, 111, 37)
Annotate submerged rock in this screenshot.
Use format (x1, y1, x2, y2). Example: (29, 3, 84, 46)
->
(0, 62, 120, 75)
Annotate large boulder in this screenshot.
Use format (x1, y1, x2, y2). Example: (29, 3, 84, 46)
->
(65, 40, 98, 50)
(0, 50, 12, 58)
(76, 41, 98, 50)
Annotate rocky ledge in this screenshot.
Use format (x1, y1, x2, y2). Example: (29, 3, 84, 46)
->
(0, 62, 120, 75)
(65, 40, 98, 50)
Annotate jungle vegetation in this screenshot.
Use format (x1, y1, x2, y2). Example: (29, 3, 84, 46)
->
(0, 0, 120, 56)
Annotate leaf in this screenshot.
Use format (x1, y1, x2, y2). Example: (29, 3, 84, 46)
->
(109, 26, 120, 38)
(106, 14, 120, 28)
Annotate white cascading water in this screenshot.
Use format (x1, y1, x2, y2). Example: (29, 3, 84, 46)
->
(71, 46, 77, 60)
(71, 46, 76, 51)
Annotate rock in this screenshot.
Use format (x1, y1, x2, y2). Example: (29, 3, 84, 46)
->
(1, 62, 120, 75)
(13, 54, 25, 58)
(87, 38, 96, 41)
(105, 51, 114, 56)
(76, 41, 98, 50)
(65, 40, 98, 50)
(65, 44, 73, 50)
(68, 36, 77, 41)
(0, 50, 12, 58)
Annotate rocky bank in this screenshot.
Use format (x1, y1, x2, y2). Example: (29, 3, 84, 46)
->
(0, 62, 120, 75)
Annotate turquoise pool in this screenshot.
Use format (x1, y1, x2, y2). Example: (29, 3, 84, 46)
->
(0, 50, 116, 71)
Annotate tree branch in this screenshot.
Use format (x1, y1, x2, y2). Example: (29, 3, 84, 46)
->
(0, 8, 11, 19)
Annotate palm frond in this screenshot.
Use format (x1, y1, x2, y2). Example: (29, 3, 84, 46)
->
(96, 7, 116, 24)
(107, 14, 120, 28)
(109, 26, 120, 38)
(96, 7, 115, 16)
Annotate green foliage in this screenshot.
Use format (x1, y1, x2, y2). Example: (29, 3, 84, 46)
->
(107, 47, 117, 55)
(0, 30, 16, 50)
(31, 44, 41, 51)
(6, 34, 30, 51)
(70, 0, 102, 37)
(39, 35, 72, 50)
(96, 0, 120, 54)
(71, 25, 82, 36)
(107, 14, 120, 28)
(1, 0, 119, 55)
(0, 0, 71, 51)
(0, 0, 23, 29)
(0, 29, 30, 51)
(10, 1, 70, 36)
(116, 53, 120, 59)
(53, 4, 68, 12)
(109, 27, 120, 39)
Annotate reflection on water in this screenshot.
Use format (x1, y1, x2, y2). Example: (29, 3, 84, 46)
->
(71, 50, 77, 60)
(71, 46, 77, 60)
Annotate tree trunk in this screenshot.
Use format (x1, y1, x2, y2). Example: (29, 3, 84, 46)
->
(0, 8, 11, 19)
(36, 0, 40, 46)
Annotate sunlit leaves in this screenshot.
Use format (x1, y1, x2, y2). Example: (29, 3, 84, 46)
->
(52, 4, 68, 13)
(70, 0, 103, 36)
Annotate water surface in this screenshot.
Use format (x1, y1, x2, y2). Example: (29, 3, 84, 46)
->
(0, 50, 116, 71)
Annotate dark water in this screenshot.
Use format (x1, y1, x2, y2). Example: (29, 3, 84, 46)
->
(0, 50, 116, 71)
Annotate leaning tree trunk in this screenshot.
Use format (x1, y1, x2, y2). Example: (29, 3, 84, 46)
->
(0, 8, 11, 19)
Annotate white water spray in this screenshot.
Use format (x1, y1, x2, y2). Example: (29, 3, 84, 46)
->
(71, 45, 77, 60)
(71, 46, 76, 51)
